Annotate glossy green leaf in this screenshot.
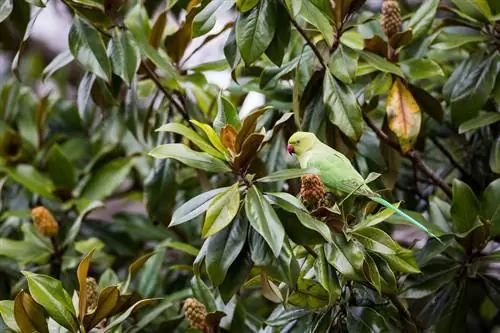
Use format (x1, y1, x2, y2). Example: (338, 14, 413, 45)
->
(69, 17, 111, 82)
(155, 122, 225, 159)
(149, 144, 231, 173)
(236, 0, 277, 64)
(373, 255, 397, 293)
(383, 250, 421, 274)
(257, 168, 318, 183)
(214, 94, 240, 133)
(42, 50, 73, 81)
(103, 299, 158, 332)
(237, 0, 261, 12)
(458, 112, 500, 134)
(363, 254, 382, 294)
(300, 0, 334, 46)
(0, 300, 19, 332)
(324, 234, 364, 280)
(288, 277, 329, 309)
(193, 0, 226, 37)
(206, 217, 248, 286)
(264, 2, 290, 66)
(399, 264, 460, 299)
(77, 72, 96, 124)
(218, 245, 253, 302)
(81, 157, 133, 201)
(315, 247, 341, 305)
(245, 185, 285, 257)
(400, 58, 444, 80)
(191, 276, 217, 313)
(138, 248, 166, 297)
(450, 179, 480, 235)
(481, 179, 500, 236)
(265, 305, 309, 326)
(1, 164, 56, 200)
(323, 71, 364, 142)
(0, 0, 12, 23)
(347, 307, 392, 333)
(22, 271, 78, 332)
(11, 8, 42, 80)
(170, 187, 229, 227)
(352, 227, 401, 254)
(203, 183, 240, 238)
(110, 29, 140, 85)
(358, 51, 404, 77)
(407, 0, 439, 40)
(329, 44, 358, 84)
(450, 0, 491, 21)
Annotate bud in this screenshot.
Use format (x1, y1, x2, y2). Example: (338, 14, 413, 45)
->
(183, 298, 207, 331)
(300, 175, 326, 211)
(381, 0, 401, 38)
(86, 277, 99, 313)
(32, 206, 59, 238)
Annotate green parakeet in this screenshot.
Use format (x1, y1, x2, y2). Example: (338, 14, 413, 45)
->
(287, 131, 439, 240)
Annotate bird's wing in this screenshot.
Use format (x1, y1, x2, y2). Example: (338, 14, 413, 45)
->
(308, 145, 374, 196)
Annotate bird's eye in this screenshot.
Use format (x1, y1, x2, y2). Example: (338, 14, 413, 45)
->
(296, 140, 300, 144)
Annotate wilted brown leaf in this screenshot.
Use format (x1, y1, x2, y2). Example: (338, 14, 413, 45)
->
(220, 125, 237, 155)
(386, 79, 421, 153)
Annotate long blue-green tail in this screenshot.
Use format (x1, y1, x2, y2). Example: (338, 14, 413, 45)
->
(369, 196, 441, 242)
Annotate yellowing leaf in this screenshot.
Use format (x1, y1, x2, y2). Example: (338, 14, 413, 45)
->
(190, 120, 228, 155)
(77, 249, 95, 322)
(386, 79, 422, 153)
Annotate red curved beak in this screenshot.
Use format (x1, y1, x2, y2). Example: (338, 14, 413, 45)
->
(287, 144, 294, 155)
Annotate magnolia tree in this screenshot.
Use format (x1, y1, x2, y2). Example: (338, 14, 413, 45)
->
(0, 0, 499, 332)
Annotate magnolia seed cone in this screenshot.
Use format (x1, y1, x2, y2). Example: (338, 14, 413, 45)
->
(300, 175, 326, 211)
(183, 297, 207, 331)
(381, 0, 401, 38)
(32, 206, 59, 238)
(86, 277, 99, 313)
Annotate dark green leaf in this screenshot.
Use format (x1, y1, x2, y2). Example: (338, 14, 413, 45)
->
(383, 249, 421, 274)
(450, 179, 480, 235)
(491, 137, 500, 174)
(450, 0, 491, 21)
(206, 217, 248, 286)
(62, 201, 103, 248)
(22, 271, 78, 332)
(69, 17, 111, 82)
(218, 245, 253, 303)
(45, 144, 77, 190)
(138, 248, 166, 297)
(458, 112, 500, 134)
(408, 84, 444, 123)
(324, 234, 364, 280)
(149, 144, 231, 173)
(245, 185, 285, 257)
(288, 277, 329, 309)
(265, 305, 308, 326)
(224, 26, 241, 69)
(323, 71, 364, 142)
(300, 0, 334, 46)
(193, 0, 227, 37)
(144, 158, 178, 225)
(315, 247, 341, 305)
(407, 0, 439, 40)
(264, 2, 290, 66)
(77, 72, 96, 124)
(347, 306, 392, 333)
(481, 179, 500, 236)
(352, 227, 402, 254)
(236, 0, 277, 64)
(400, 58, 444, 80)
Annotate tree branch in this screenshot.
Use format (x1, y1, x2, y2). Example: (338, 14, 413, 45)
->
(363, 113, 453, 198)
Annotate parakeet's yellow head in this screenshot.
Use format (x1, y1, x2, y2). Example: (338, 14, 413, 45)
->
(287, 132, 318, 156)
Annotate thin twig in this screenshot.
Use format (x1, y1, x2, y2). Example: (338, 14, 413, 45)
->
(363, 114, 453, 198)
(140, 62, 194, 129)
(281, 2, 328, 70)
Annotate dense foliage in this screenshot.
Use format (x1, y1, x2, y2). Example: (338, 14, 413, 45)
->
(0, 0, 499, 332)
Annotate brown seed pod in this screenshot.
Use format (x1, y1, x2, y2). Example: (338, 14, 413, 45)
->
(183, 297, 207, 331)
(300, 174, 326, 211)
(381, 0, 401, 38)
(86, 277, 99, 313)
(32, 206, 59, 238)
